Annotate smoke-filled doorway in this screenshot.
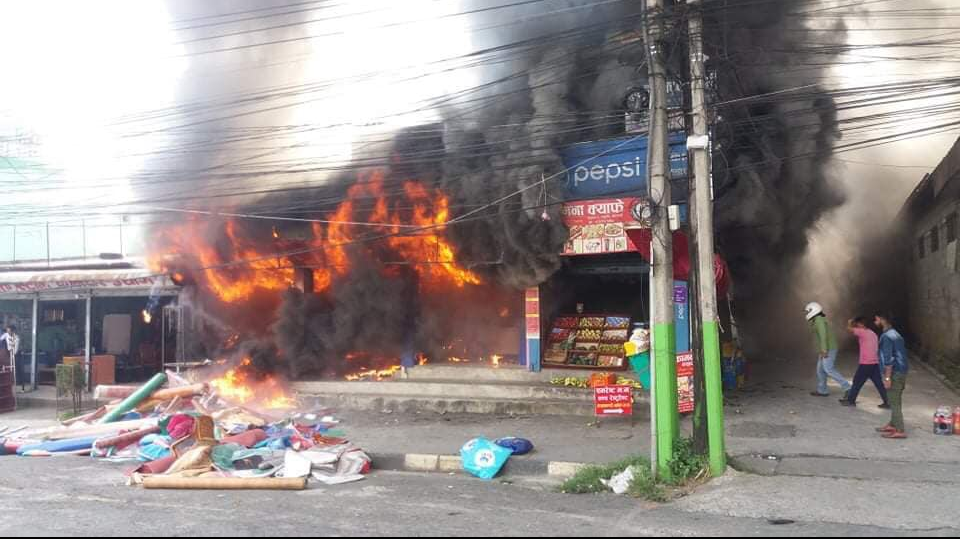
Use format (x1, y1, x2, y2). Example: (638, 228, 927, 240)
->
(539, 253, 650, 371)
(412, 282, 523, 370)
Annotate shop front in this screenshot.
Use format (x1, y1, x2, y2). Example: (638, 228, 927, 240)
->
(524, 133, 692, 374)
(0, 265, 181, 390)
(526, 197, 691, 374)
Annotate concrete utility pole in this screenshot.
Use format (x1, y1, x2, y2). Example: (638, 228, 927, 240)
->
(643, 0, 678, 480)
(686, 0, 726, 476)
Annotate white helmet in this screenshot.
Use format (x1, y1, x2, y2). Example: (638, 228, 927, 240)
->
(804, 302, 824, 321)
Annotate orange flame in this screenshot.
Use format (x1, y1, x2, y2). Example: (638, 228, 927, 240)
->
(150, 169, 480, 305)
(209, 358, 297, 410)
(345, 365, 402, 382)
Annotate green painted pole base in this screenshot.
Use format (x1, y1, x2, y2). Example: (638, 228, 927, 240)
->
(703, 321, 726, 476)
(653, 322, 677, 479)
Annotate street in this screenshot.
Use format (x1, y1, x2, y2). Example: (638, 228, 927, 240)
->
(0, 460, 953, 538)
(3, 351, 960, 537)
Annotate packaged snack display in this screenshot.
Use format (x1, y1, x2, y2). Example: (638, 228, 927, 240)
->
(601, 329, 629, 342)
(578, 317, 606, 329)
(605, 317, 631, 329)
(544, 313, 633, 370)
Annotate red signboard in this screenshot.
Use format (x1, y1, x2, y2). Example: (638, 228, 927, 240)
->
(594, 385, 634, 416)
(677, 352, 695, 414)
(524, 288, 540, 339)
(560, 198, 645, 256)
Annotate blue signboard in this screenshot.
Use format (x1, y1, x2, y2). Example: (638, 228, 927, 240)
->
(674, 280, 690, 353)
(561, 132, 688, 200)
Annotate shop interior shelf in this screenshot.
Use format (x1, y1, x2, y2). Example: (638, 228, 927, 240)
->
(543, 362, 628, 371)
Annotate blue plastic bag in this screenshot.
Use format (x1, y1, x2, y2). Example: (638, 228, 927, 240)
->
(460, 437, 512, 480)
(494, 437, 534, 456)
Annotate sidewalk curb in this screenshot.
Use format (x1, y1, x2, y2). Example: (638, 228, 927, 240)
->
(372, 452, 587, 478)
(911, 352, 960, 396)
(728, 454, 779, 476)
(729, 453, 960, 485)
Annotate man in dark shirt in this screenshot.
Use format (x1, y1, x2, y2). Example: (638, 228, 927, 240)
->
(874, 314, 909, 439)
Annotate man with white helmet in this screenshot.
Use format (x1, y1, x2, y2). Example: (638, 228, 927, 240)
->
(805, 302, 851, 399)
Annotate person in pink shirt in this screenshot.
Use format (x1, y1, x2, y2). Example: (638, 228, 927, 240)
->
(841, 317, 890, 408)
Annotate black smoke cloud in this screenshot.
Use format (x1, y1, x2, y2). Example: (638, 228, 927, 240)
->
(702, 2, 848, 355)
(149, 0, 851, 373)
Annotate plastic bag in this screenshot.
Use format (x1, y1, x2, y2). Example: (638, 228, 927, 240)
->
(628, 329, 650, 354)
(601, 465, 640, 495)
(460, 437, 512, 480)
(494, 437, 534, 456)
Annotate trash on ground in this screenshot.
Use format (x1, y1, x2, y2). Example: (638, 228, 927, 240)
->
(0, 369, 370, 490)
(494, 437, 534, 456)
(461, 437, 512, 480)
(601, 465, 640, 495)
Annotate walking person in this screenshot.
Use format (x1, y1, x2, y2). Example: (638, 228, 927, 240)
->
(874, 314, 909, 439)
(805, 302, 852, 398)
(840, 317, 890, 408)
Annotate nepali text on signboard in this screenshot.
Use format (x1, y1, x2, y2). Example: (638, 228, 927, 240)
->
(560, 198, 642, 256)
(0, 275, 168, 294)
(595, 385, 634, 416)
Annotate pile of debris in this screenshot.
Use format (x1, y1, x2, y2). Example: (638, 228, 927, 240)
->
(0, 371, 371, 490)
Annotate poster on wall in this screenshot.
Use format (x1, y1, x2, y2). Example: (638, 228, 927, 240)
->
(677, 351, 695, 414)
(560, 198, 642, 256)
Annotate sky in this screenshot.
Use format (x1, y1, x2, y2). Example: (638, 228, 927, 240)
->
(0, 0, 957, 263)
(0, 0, 479, 261)
(801, 0, 959, 315)
(0, 0, 185, 260)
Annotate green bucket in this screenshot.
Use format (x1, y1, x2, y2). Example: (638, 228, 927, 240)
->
(628, 351, 651, 390)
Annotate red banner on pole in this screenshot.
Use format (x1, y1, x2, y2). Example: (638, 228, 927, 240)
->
(677, 352, 695, 414)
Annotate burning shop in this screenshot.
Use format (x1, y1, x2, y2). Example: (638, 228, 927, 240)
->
(526, 133, 694, 373)
(147, 167, 525, 392)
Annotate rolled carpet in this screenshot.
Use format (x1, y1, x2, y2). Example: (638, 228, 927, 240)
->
(142, 476, 307, 490)
(17, 436, 99, 455)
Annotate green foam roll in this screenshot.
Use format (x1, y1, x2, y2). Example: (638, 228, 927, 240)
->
(97, 373, 168, 424)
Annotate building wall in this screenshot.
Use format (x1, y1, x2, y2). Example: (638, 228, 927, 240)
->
(908, 177, 960, 355)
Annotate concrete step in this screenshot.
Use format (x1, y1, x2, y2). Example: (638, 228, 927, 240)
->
(304, 393, 604, 417)
(294, 380, 603, 401)
(292, 379, 649, 418)
(402, 364, 638, 384)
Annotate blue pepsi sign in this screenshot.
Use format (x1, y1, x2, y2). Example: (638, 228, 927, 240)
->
(561, 132, 688, 200)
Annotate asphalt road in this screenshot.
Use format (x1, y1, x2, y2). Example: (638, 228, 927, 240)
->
(0, 457, 952, 538)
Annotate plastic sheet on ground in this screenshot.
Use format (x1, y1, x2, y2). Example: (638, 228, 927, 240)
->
(461, 437, 512, 480)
